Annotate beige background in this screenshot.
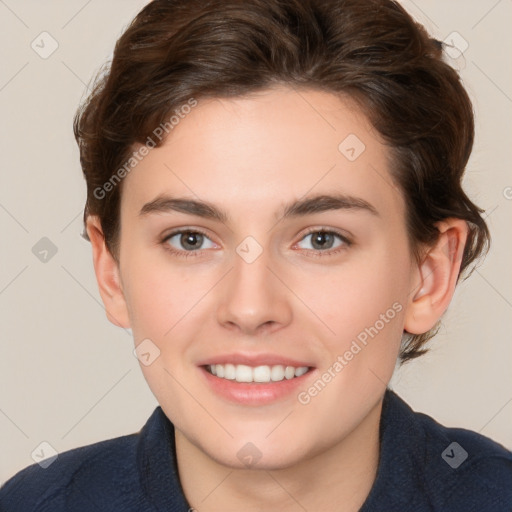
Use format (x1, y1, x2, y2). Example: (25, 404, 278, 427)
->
(1, 0, 511, 484)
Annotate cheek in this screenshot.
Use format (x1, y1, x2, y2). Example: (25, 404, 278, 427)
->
(300, 250, 409, 346)
(292, 252, 408, 426)
(121, 245, 208, 338)
(122, 258, 207, 410)
(125, 273, 174, 338)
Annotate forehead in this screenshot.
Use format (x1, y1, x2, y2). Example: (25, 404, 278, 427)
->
(121, 86, 403, 222)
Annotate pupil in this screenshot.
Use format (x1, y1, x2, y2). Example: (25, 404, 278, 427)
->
(312, 232, 333, 250)
(182, 232, 202, 250)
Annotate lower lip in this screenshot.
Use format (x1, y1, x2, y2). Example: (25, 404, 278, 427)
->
(199, 366, 316, 405)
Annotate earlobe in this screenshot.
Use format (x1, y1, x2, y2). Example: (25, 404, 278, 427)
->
(404, 219, 468, 335)
(86, 216, 131, 329)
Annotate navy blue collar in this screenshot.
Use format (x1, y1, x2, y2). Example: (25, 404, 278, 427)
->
(135, 389, 419, 510)
(137, 403, 190, 511)
(134, 389, 511, 511)
(359, 388, 426, 510)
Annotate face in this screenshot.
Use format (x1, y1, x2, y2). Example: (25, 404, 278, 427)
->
(116, 86, 416, 469)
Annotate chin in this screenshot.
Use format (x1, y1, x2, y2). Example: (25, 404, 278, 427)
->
(217, 448, 306, 471)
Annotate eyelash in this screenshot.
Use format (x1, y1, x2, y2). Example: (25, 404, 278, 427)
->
(298, 227, 352, 257)
(161, 228, 215, 259)
(161, 227, 352, 259)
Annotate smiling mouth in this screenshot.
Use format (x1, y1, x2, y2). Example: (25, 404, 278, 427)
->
(204, 363, 312, 383)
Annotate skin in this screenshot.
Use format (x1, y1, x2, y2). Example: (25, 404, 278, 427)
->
(87, 85, 468, 511)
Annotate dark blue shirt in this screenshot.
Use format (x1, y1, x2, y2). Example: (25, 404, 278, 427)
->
(1, 389, 511, 511)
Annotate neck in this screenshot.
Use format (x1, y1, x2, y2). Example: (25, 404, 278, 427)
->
(175, 397, 383, 512)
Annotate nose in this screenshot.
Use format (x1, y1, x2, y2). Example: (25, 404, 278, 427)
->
(216, 245, 293, 336)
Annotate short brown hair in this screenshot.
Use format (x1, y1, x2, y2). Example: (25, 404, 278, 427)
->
(74, 0, 490, 362)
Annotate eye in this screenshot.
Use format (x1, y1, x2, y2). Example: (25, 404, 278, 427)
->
(163, 229, 217, 255)
(161, 227, 351, 259)
(295, 229, 351, 254)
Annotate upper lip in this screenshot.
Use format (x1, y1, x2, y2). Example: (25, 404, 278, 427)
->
(198, 353, 314, 368)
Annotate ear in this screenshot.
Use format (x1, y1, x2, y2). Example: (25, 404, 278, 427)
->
(86, 216, 131, 329)
(404, 218, 468, 334)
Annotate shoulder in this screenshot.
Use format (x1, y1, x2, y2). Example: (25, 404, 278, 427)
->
(411, 401, 512, 510)
(0, 430, 145, 511)
(368, 390, 512, 511)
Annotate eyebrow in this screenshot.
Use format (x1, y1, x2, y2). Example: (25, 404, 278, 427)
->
(139, 192, 379, 223)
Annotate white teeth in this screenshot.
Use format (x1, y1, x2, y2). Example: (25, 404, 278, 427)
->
(270, 365, 285, 381)
(207, 363, 310, 383)
(235, 364, 253, 383)
(294, 366, 309, 377)
(224, 363, 236, 380)
(253, 365, 271, 383)
(284, 366, 295, 379)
